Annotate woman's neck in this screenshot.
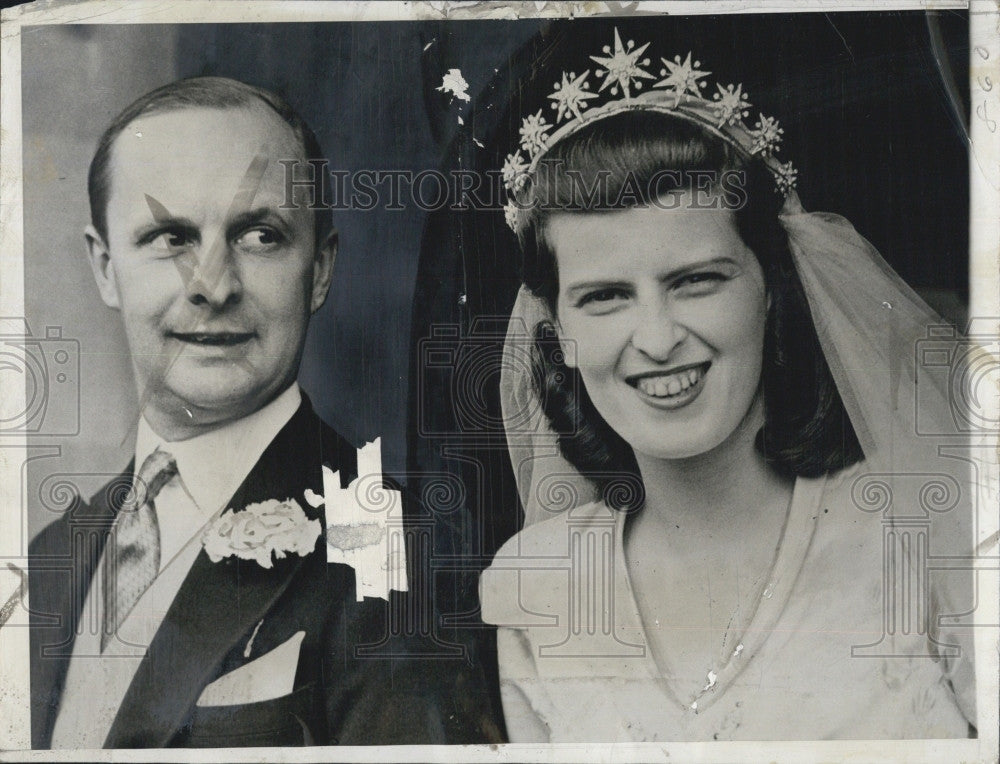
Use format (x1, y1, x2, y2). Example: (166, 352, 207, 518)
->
(632, 400, 793, 538)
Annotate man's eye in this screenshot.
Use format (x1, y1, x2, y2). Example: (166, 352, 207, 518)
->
(146, 230, 193, 251)
(234, 227, 284, 251)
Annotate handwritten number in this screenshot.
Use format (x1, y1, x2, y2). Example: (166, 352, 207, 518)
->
(976, 101, 997, 133)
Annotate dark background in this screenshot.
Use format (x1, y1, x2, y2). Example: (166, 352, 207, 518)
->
(17, 12, 969, 731)
(21, 20, 541, 532)
(21, 12, 969, 555)
(408, 11, 971, 566)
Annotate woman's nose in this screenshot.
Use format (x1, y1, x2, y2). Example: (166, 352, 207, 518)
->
(629, 298, 688, 362)
(183, 243, 243, 309)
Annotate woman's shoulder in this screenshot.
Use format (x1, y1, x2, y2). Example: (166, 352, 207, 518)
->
(802, 460, 870, 520)
(812, 458, 968, 525)
(494, 500, 618, 558)
(817, 459, 867, 493)
(480, 501, 618, 625)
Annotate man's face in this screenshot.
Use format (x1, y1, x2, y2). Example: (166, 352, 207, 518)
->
(87, 105, 334, 437)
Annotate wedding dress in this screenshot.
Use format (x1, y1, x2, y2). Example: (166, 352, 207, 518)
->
(480, 202, 984, 741)
(480, 462, 976, 741)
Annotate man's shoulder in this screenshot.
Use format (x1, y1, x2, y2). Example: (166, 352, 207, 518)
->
(266, 393, 358, 496)
(287, 392, 354, 446)
(28, 510, 73, 560)
(29, 470, 127, 559)
(314, 407, 359, 462)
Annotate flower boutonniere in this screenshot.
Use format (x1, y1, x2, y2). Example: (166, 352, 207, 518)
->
(202, 498, 321, 569)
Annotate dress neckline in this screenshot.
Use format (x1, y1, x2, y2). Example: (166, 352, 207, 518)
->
(614, 472, 827, 714)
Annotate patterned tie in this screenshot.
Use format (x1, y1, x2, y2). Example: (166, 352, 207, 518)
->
(102, 447, 178, 652)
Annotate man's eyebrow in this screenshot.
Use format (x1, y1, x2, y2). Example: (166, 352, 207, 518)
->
(227, 207, 289, 231)
(133, 195, 193, 237)
(132, 216, 198, 242)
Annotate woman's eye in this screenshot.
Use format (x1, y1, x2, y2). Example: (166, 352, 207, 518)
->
(579, 288, 628, 305)
(575, 287, 630, 313)
(674, 272, 726, 294)
(234, 227, 284, 252)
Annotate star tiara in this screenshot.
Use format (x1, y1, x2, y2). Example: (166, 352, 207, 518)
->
(501, 28, 798, 232)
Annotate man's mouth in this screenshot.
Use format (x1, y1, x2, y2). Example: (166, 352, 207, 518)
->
(626, 362, 710, 400)
(169, 331, 256, 347)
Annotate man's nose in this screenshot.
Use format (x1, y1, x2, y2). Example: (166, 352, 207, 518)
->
(183, 244, 243, 309)
(628, 296, 688, 362)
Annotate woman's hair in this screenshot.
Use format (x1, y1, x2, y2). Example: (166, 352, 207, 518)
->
(516, 111, 863, 506)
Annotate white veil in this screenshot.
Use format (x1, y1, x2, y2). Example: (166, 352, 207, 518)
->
(500, 190, 984, 516)
(498, 190, 986, 719)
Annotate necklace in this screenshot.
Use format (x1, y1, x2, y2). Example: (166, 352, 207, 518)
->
(680, 475, 831, 716)
(623, 483, 802, 715)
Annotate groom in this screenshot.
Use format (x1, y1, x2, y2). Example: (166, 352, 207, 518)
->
(28, 77, 495, 748)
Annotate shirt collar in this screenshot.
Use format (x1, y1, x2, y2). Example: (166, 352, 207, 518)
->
(134, 383, 302, 517)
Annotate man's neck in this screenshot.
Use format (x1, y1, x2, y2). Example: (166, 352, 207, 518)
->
(139, 385, 298, 443)
(134, 383, 303, 518)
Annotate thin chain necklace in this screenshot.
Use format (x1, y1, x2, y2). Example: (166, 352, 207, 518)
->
(622, 487, 796, 715)
(681, 489, 796, 714)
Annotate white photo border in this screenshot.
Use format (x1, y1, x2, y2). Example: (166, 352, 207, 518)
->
(0, 1, 995, 762)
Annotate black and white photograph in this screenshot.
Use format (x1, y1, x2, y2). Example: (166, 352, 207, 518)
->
(0, 1, 996, 761)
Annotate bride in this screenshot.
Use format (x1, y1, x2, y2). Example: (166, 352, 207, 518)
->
(479, 30, 977, 742)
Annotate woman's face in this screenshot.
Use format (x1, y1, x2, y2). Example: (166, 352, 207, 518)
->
(550, 195, 768, 461)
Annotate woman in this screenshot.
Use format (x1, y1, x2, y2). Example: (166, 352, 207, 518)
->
(479, 31, 976, 742)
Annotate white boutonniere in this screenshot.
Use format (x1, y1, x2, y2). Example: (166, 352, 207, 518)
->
(202, 498, 321, 569)
(303, 437, 408, 602)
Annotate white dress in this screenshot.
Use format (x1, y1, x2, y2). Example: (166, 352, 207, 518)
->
(479, 464, 976, 742)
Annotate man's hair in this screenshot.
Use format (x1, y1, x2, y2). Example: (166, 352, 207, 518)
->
(519, 111, 864, 509)
(87, 76, 332, 245)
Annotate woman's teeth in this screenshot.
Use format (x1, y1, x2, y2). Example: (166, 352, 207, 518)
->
(635, 367, 702, 398)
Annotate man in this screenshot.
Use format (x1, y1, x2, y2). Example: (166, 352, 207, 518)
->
(28, 77, 499, 748)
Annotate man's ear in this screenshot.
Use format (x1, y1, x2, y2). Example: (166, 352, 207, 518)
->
(310, 227, 337, 314)
(85, 225, 121, 310)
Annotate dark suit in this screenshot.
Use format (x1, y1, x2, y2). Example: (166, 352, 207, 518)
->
(29, 395, 500, 748)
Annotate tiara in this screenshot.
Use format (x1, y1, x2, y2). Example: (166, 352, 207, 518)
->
(501, 28, 798, 231)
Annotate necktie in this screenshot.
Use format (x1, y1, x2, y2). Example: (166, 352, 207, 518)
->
(102, 447, 178, 652)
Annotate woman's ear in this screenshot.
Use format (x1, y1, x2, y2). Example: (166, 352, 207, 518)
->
(85, 225, 121, 310)
(552, 319, 578, 369)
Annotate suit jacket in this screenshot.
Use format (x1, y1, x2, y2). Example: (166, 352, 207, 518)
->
(29, 396, 501, 748)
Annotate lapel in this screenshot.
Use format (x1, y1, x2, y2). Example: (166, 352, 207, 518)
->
(104, 397, 357, 748)
(30, 472, 129, 748)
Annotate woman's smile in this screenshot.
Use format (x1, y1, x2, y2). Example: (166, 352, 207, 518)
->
(626, 362, 710, 408)
(550, 196, 768, 461)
